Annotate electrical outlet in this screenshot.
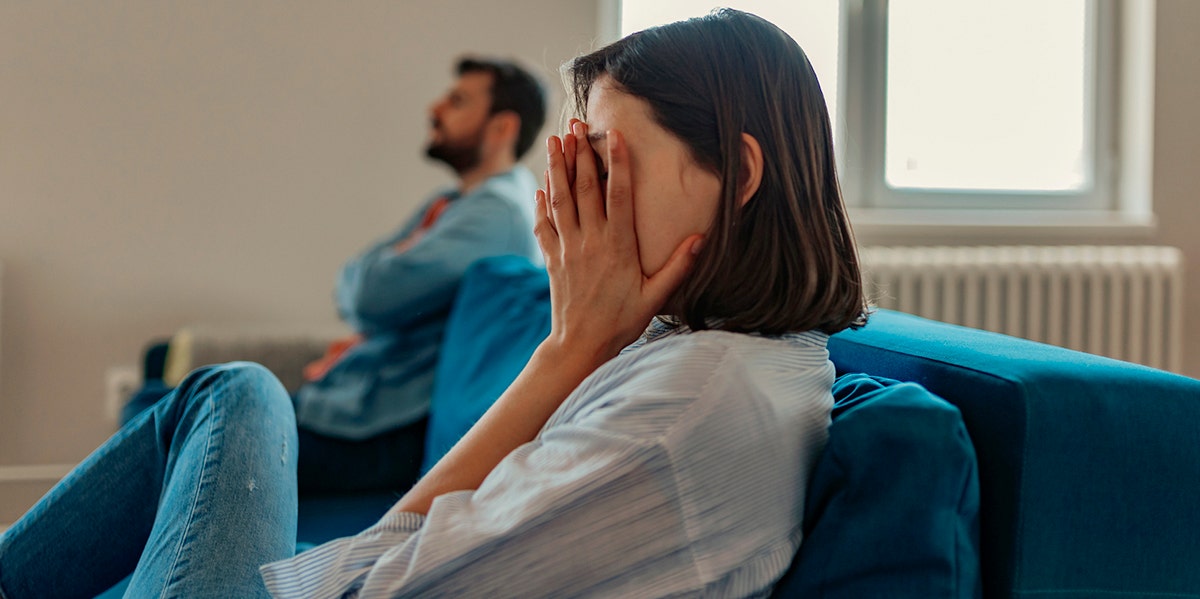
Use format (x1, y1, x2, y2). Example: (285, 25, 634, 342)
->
(105, 366, 141, 426)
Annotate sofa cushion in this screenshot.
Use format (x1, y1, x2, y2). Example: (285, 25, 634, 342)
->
(773, 373, 981, 599)
(829, 310, 1200, 598)
(421, 255, 552, 473)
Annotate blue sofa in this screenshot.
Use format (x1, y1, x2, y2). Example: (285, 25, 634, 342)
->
(821, 309, 1200, 598)
(110, 256, 1200, 598)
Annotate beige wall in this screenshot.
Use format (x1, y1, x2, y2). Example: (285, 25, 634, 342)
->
(1149, 0, 1200, 377)
(1, 0, 1198, 474)
(0, 0, 601, 466)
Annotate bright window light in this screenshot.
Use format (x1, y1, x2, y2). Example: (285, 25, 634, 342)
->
(620, 1, 841, 139)
(884, 0, 1091, 192)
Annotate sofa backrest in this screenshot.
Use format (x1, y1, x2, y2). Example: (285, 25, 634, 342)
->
(830, 310, 1200, 599)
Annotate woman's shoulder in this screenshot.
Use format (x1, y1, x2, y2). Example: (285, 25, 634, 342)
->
(548, 328, 834, 442)
(622, 327, 831, 385)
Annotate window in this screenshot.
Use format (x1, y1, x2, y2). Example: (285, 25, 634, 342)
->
(615, 1, 1155, 226)
(884, 1, 1091, 193)
(621, 1, 841, 142)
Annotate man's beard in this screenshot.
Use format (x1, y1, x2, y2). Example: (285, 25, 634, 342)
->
(425, 127, 485, 174)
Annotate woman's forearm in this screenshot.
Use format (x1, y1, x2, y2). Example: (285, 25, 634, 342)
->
(388, 339, 607, 516)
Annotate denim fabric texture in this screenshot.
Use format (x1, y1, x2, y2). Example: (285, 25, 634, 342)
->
(122, 378, 172, 425)
(123, 382, 426, 494)
(0, 363, 298, 599)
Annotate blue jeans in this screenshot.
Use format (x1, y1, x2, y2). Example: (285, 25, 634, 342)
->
(125, 382, 427, 494)
(0, 362, 299, 599)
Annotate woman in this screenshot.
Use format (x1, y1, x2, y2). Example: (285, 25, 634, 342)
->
(0, 9, 865, 598)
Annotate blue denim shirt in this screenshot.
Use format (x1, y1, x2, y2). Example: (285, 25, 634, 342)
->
(294, 167, 541, 440)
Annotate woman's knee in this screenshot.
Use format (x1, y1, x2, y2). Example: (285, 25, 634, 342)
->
(176, 362, 294, 426)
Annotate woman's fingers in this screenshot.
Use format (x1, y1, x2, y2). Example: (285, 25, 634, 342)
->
(604, 129, 634, 253)
(550, 119, 582, 233)
(532, 188, 561, 259)
(539, 126, 703, 361)
(542, 168, 555, 231)
(564, 119, 579, 188)
(571, 121, 606, 227)
(546, 135, 579, 234)
(644, 234, 705, 311)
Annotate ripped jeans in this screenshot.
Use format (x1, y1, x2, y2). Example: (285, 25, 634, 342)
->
(0, 362, 298, 599)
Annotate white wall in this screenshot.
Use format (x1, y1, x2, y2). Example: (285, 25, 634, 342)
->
(0, 0, 601, 467)
(1, 0, 1198, 476)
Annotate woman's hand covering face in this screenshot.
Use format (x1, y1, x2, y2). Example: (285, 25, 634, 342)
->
(535, 121, 705, 365)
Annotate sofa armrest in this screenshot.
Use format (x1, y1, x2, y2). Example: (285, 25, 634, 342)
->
(830, 309, 1200, 599)
(164, 324, 348, 393)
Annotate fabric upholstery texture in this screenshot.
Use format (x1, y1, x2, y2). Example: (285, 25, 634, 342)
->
(829, 310, 1200, 598)
(774, 373, 981, 598)
(420, 256, 552, 473)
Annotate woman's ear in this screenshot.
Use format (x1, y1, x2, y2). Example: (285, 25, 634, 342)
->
(738, 132, 763, 206)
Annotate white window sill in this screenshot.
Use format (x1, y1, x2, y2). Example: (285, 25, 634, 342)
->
(849, 208, 1157, 244)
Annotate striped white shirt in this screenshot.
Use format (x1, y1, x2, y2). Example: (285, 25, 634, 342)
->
(261, 318, 834, 598)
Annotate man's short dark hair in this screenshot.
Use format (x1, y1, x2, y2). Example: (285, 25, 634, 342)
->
(458, 57, 547, 160)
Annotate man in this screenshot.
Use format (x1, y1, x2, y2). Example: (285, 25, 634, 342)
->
(294, 57, 546, 492)
(124, 57, 546, 494)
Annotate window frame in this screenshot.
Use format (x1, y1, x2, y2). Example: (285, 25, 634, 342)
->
(842, 0, 1115, 212)
(609, 0, 1156, 236)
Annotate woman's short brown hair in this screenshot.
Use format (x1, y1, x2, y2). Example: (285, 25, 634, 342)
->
(568, 8, 867, 335)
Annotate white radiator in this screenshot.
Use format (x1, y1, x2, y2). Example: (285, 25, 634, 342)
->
(860, 246, 1185, 373)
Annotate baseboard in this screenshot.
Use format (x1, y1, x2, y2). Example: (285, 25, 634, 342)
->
(0, 464, 74, 530)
